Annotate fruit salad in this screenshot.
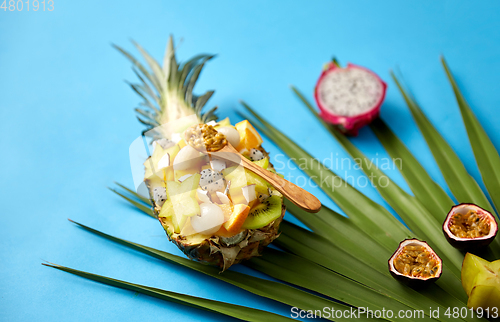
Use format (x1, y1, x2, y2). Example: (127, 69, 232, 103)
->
(144, 118, 284, 269)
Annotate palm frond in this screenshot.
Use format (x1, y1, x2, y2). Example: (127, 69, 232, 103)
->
(43, 262, 294, 322)
(391, 72, 494, 213)
(289, 88, 465, 276)
(441, 57, 500, 216)
(68, 220, 356, 321)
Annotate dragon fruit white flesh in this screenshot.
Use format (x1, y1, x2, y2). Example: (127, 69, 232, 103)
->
(199, 169, 226, 193)
(249, 148, 265, 161)
(314, 61, 387, 135)
(152, 187, 167, 207)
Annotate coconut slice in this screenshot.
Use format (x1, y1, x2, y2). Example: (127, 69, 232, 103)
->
(197, 189, 212, 203)
(216, 191, 231, 205)
(155, 138, 175, 149)
(157, 153, 171, 170)
(178, 174, 193, 182)
(241, 184, 257, 203)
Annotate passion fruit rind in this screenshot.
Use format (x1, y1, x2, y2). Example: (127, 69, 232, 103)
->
(443, 203, 498, 250)
(159, 205, 285, 271)
(388, 239, 443, 287)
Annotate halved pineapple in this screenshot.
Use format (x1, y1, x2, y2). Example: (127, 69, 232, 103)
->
(119, 36, 284, 270)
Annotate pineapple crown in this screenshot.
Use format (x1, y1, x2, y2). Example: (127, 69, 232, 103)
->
(114, 36, 218, 136)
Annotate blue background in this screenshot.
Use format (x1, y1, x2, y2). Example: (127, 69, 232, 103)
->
(1, 1, 500, 320)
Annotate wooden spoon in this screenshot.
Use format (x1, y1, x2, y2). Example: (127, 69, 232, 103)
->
(209, 143, 322, 213)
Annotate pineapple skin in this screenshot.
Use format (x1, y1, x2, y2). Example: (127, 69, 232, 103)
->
(160, 207, 284, 271)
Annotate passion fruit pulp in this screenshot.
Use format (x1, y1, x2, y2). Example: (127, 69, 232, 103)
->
(388, 239, 442, 287)
(443, 204, 498, 250)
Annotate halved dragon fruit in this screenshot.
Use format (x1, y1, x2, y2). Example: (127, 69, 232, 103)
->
(314, 61, 387, 135)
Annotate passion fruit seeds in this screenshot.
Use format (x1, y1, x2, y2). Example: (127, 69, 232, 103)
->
(393, 245, 440, 278)
(185, 123, 227, 152)
(389, 239, 442, 286)
(443, 204, 498, 250)
(450, 211, 490, 238)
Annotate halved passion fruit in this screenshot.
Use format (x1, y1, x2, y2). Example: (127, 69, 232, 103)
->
(388, 239, 442, 286)
(443, 204, 498, 250)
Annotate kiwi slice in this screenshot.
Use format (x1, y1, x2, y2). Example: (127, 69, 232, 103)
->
(242, 195, 282, 229)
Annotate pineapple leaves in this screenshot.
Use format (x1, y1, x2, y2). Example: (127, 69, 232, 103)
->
(116, 38, 218, 129)
(43, 263, 294, 322)
(134, 108, 156, 124)
(195, 91, 215, 114)
(179, 54, 214, 94)
(132, 40, 166, 92)
(162, 36, 176, 78)
(113, 44, 161, 94)
(185, 55, 215, 106)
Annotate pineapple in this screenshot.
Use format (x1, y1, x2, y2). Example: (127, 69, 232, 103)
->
(117, 36, 284, 270)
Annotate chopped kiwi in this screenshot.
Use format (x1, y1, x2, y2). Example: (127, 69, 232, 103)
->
(242, 195, 282, 229)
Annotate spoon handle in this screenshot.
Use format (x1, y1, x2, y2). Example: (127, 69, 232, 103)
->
(238, 154, 322, 213)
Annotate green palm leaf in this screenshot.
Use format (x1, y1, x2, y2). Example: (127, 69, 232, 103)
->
(108, 188, 154, 218)
(370, 118, 454, 221)
(283, 199, 388, 269)
(68, 220, 355, 321)
(392, 69, 500, 256)
(289, 88, 464, 276)
(69, 219, 420, 321)
(109, 184, 489, 321)
(248, 251, 428, 322)
(43, 263, 293, 322)
(277, 221, 471, 315)
(239, 103, 476, 303)
(390, 72, 493, 213)
(239, 102, 411, 253)
(113, 182, 152, 205)
(441, 57, 500, 216)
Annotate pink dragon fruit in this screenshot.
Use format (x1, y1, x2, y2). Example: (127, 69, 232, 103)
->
(314, 61, 387, 135)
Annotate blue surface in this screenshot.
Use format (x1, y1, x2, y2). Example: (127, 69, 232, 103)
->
(2, 1, 500, 320)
